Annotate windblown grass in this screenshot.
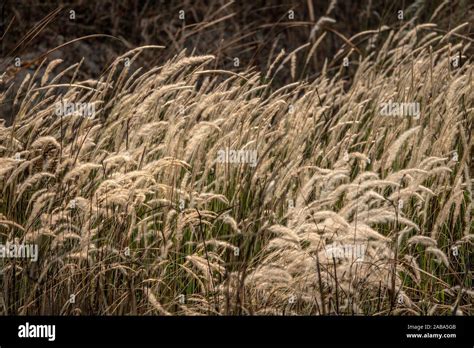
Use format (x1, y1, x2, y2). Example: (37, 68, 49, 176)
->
(0, 11, 472, 315)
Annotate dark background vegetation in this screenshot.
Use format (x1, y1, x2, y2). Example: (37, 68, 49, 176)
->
(1, 0, 472, 82)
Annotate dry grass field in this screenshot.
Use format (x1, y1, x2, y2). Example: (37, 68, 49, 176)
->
(0, 0, 472, 315)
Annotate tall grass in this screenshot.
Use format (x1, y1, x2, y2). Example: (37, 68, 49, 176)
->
(0, 11, 472, 315)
